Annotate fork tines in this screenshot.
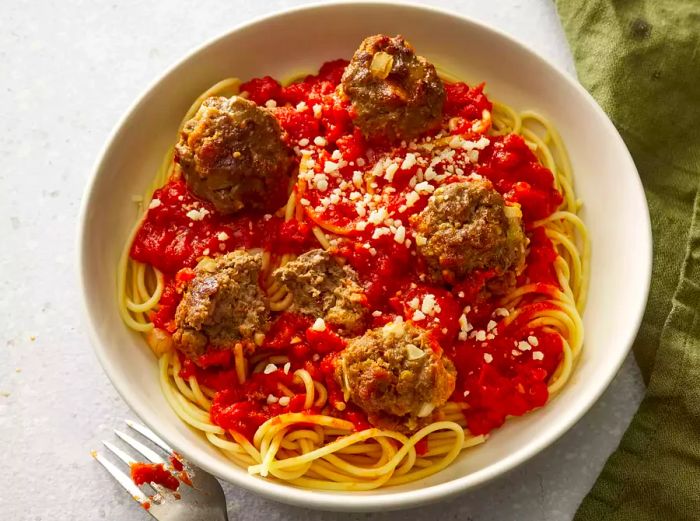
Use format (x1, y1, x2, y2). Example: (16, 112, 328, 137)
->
(93, 420, 176, 509)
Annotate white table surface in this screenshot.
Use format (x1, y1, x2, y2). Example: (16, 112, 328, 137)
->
(0, 1, 645, 519)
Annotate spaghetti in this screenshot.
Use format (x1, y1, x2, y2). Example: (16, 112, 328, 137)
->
(117, 55, 589, 490)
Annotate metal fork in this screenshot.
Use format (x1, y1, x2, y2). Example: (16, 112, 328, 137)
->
(93, 420, 229, 520)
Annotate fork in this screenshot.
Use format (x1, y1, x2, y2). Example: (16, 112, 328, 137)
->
(93, 420, 229, 520)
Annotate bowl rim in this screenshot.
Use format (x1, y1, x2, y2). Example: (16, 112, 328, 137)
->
(77, 0, 652, 511)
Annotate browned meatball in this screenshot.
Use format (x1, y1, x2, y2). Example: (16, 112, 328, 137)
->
(341, 34, 445, 142)
(174, 96, 293, 214)
(336, 321, 456, 433)
(412, 180, 527, 289)
(173, 250, 269, 361)
(272, 249, 367, 335)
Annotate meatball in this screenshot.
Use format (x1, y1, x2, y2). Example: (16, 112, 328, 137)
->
(336, 321, 456, 433)
(174, 96, 293, 214)
(173, 250, 269, 361)
(412, 180, 527, 289)
(272, 249, 367, 335)
(341, 34, 445, 142)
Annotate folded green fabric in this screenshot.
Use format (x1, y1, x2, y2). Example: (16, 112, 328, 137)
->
(554, 1, 700, 519)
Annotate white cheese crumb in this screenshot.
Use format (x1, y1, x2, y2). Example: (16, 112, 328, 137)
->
(266, 394, 279, 404)
(475, 330, 487, 342)
(421, 294, 437, 315)
(494, 307, 510, 317)
(372, 310, 383, 317)
(475, 136, 491, 149)
(311, 318, 326, 331)
(278, 396, 291, 406)
(486, 320, 497, 331)
(352, 171, 363, 188)
(263, 363, 277, 375)
(414, 181, 434, 194)
(401, 153, 417, 170)
(394, 225, 406, 244)
(186, 208, 209, 221)
(283, 362, 291, 375)
(368, 207, 388, 224)
(356, 157, 366, 167)
(314, 136, 327, 146)
(385, 163, 399, 182)
(312, 354, 320, 362)
(458, 332, 468, 341)
(324, 161, 339, 174)
(265, 99, 277, 108)
(148, 198, 162, 209)
(312, 104, 322, 118)
(316, 177, 329, 191)
(412, 310, 426, 321)
(405, 191, 420, 208)
(532, 351, 544, 361)
(518, 341, 532, 352)
(458, 314, 473, 333)
(406, 344, 425, 360)
(528, 335, 539, 346)
(415, 235, 427, 246)
(298, 138, 310, 146)
(408, 297, 420, 309)
(296, 101, 308, 111)
(483, 353, 493, 363)
(217, 231, 229, 241)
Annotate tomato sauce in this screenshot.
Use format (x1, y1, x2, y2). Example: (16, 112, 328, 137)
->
(130, 462, 180, 491)
(131, 58, 567, 441)
(131, 180, 315, 275)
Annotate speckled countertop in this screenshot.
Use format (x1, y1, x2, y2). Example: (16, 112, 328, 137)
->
(0, 1, 644, 519)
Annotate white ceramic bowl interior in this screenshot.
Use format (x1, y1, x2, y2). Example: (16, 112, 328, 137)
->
(79, 1, 651, 512)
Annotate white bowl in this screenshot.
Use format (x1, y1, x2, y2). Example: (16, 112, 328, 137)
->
(78, 1, 651, 512)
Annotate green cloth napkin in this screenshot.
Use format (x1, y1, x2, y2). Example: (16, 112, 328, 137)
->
(554, 1, 700, 519)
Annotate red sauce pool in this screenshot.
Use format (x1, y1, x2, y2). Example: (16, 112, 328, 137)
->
(131, 59, 566, 442)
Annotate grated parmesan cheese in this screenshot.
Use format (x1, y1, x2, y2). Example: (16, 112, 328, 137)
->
(186, 208, 209, 221)
(311, 318, 326, 331)
(401, 153, 417, 170)
(414, 181, 434, 194)
(412, 310, 426, 321)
